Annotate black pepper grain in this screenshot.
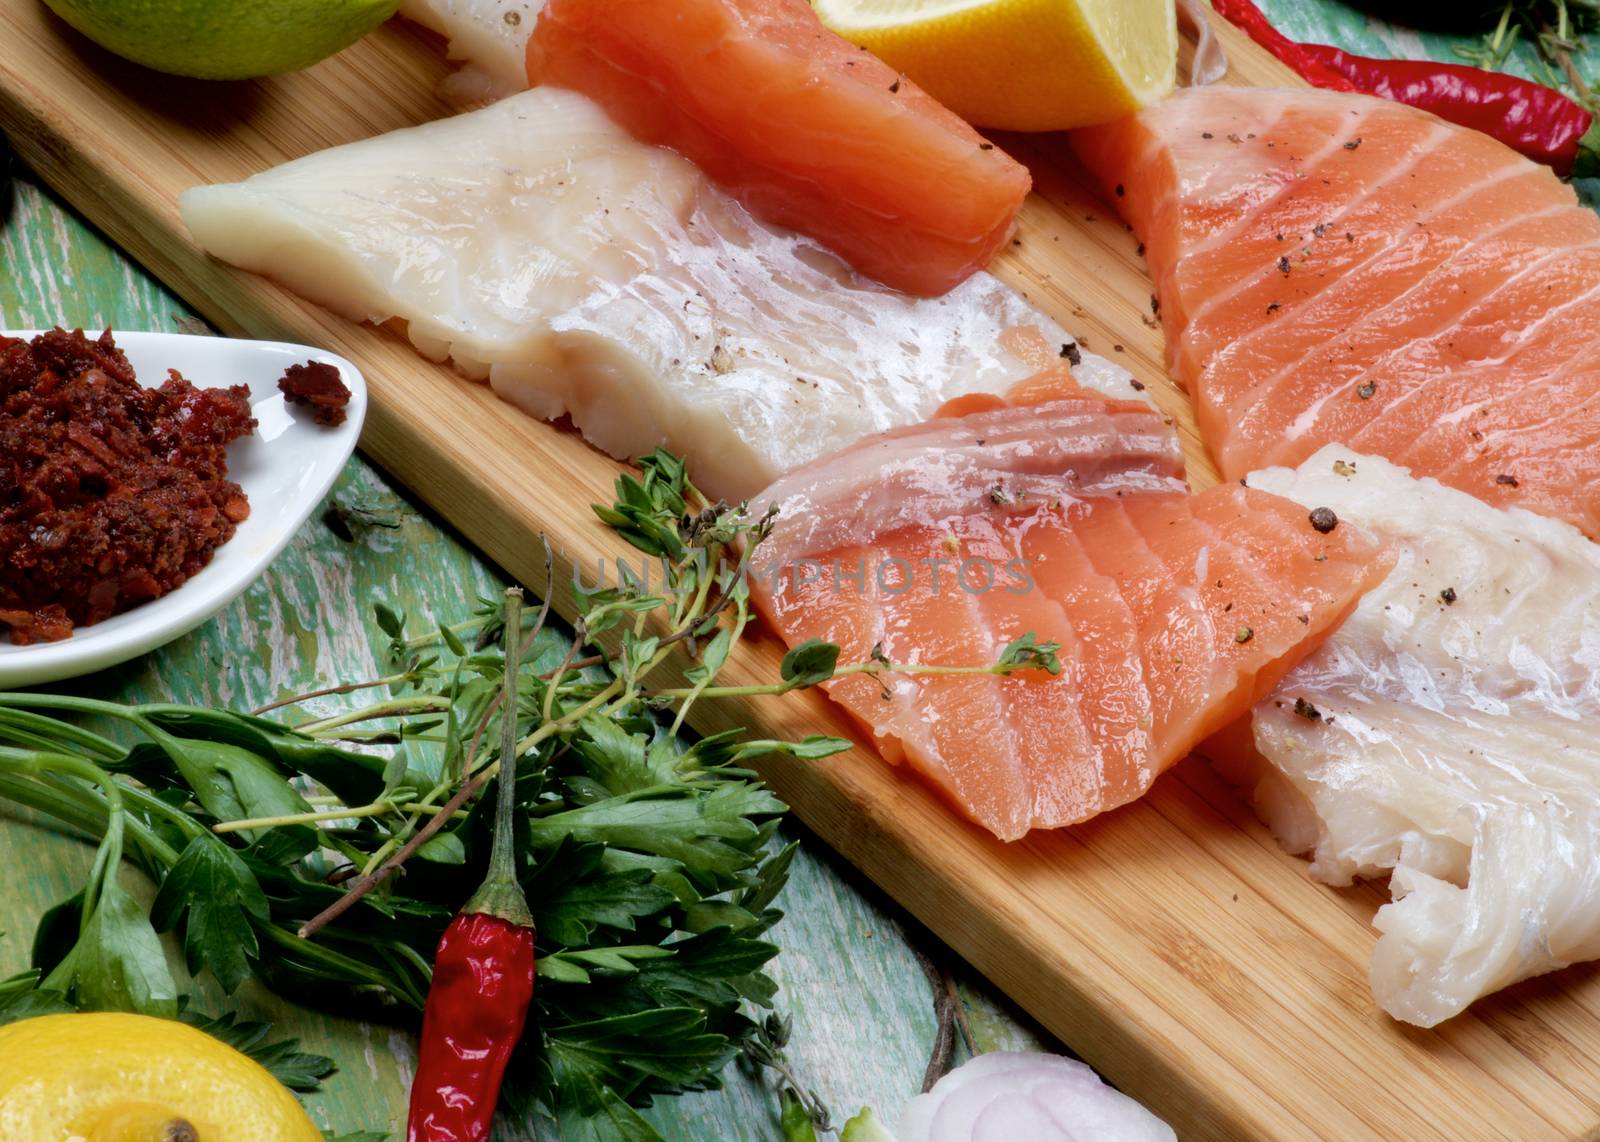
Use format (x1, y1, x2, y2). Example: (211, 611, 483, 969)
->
(1293, 697, 1324, 722)
(1309, 507, 1339, 533)
(1060, 343, 1082, 367)
(1440, 587, 1457, 605)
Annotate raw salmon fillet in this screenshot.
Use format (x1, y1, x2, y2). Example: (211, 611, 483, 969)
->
(526, 0, 1030, 297)
(747, 379, 1394, 840)
(1074, 86, 1600, 536)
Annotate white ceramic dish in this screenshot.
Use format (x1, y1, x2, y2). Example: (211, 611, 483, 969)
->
(0, 331, 366, 688)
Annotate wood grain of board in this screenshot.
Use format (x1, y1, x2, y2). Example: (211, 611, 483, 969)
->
(4, 8, 1599, 1138)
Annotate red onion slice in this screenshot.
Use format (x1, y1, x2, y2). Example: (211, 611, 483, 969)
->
(899, 1053, 1176, 1142)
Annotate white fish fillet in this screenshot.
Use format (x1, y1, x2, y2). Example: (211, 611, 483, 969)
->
(397, 0, 538, 100)
(181, 88, 1139, 502)
(1234, 445, 1600, 1026)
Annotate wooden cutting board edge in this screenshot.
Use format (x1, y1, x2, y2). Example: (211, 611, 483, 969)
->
(4, 10, 1598, 1140)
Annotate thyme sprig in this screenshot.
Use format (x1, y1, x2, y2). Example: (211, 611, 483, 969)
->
(1456, 1, 1600, 112)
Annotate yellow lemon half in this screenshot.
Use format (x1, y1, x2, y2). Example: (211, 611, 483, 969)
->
(0, 1013, 323, 1141)
(812, 0, 1177, 131)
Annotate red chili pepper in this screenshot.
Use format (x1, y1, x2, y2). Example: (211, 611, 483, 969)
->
(407, 912, 535, 1142)
(407, 591, 536, 1142)
(1213, 0, 1600, 177)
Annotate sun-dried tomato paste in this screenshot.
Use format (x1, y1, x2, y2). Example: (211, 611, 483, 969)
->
(278, 360, 351, 426)
(0, 329, 257, 645)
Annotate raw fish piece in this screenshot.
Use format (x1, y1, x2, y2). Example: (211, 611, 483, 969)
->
(398, 0, 538, 100)
(1231, 446, 1600, 1026)
(527, 0, 1031, 297)
(1074, 86, 1600, 536)
(748, 379, 1393, 840)
(181, 89, 1136, 503)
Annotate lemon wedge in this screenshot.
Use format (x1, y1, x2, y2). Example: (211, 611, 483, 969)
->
(812, 0, 1177, 131)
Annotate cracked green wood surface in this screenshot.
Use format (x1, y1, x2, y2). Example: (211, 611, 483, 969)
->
(2, 3, 1591, 1137)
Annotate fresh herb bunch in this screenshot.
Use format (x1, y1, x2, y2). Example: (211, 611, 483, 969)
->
(0, 450, 1057, 1136)
(1456, 1, 1600, 109)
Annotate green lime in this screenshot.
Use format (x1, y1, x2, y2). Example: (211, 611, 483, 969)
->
(41, 0, 401, 81)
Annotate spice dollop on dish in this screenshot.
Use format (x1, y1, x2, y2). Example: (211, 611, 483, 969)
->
(0, 329, 256, 645)
(277, 359, 351, 426)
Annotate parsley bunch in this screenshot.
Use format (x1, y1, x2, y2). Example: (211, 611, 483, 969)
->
(0, 450, 1058, 1138)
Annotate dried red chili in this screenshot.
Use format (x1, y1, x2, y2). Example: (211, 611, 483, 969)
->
(1214, 0, 1600, 177)
(406, 912, 535, 1142)
(407, 591, 536, 1142)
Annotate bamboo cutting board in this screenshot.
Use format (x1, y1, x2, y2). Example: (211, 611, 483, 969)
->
(4, 7, 1600, 1139)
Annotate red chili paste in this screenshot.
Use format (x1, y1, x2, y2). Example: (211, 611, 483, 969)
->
(277, 360, 351, 427)
(0, 329, 256, 644)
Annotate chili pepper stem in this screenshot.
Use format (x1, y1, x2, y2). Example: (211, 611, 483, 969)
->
(462, 589, 534, 928)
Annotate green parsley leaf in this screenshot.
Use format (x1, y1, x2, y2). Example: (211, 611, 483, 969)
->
(528, 783, 782, 890)
(152, 835, 270, 994)
(681, 900, 761, 934)
(0, 968, 73, 1027)
(140, 730, 317, 863)
(630, 928, 780, 1011)
(136, 706, 414, 808)
(554, 1090, 667, 1142)
(43, 882, 177, 1017)
(528, 842, 674, 946)
(538, 945, 675, 983)
(545, 1008, 736, 1109)
(739, 840, 798, 917)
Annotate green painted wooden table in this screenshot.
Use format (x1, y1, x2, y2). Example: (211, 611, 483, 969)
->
(3, 4, 1595, 1138)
